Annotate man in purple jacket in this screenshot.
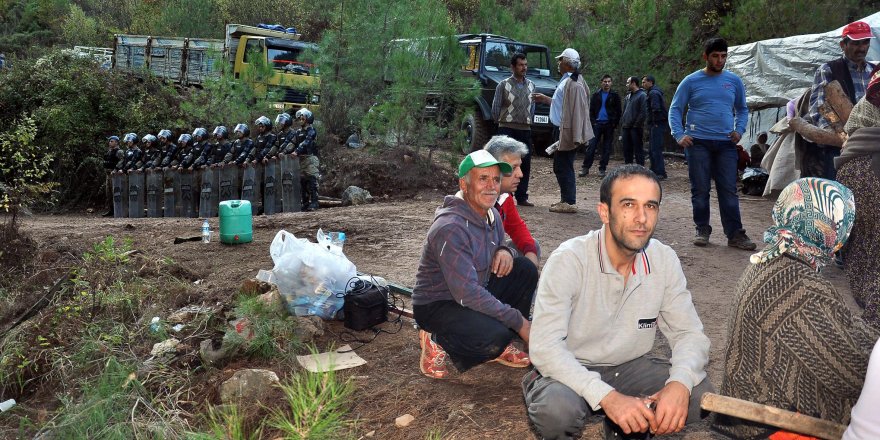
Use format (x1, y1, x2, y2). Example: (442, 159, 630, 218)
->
(412, 150, 538, 379)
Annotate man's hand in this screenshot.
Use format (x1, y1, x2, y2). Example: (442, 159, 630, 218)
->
(524, 252, 539, 267)
(728, 131, 741, 144)
(648, 381, 690, 435)
(531, 93, 551, 105)
(600, 391, 656, 435)
(677, 135, 694, 149)
(491, 248, 513, 277)
(517, 317, 531, 346)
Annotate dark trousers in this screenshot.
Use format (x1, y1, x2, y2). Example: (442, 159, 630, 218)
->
(523, 356, 715, 440)
(648, 123, 667, 177)
(498, 126, 532, 203)
(413, 256, 538, 372)
(685, 138, 743, 238)
(582, 121, 613, 171)
(551, 128, 577, 205)
(621, 127, 644, 165)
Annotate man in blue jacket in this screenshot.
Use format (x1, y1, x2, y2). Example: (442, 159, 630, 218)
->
(669, 37, 756, 250)
(412, 150, 538, 379)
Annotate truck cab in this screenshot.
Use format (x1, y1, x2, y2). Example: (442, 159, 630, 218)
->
(457, 34, 558, 154)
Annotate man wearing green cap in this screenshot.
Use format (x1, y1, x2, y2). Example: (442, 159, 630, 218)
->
(412, 150, 538, 379)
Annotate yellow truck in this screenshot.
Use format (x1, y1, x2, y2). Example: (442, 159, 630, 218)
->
(112, 24, 319, 111)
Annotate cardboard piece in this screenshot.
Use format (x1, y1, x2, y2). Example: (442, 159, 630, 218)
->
(296, 345, 366, 373)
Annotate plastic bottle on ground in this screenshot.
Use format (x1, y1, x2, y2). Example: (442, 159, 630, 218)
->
(201, 219, 211, 243)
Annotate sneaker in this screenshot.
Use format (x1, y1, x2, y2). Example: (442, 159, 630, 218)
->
(693, 226, 711, 247)
(578, 168, 589, 177)
(517, 199, 535, 207)
(419, 330, 449, 379)
(728, 230, 757, 251)
(549, 202, 578, 213)
(491, 344, 531, 368)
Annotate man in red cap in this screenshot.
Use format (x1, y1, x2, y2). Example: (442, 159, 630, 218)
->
(807, 20, 876, 180)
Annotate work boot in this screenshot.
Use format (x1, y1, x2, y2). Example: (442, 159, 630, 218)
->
(727, 229, 757, 251)
(693, 226, 711, 247)
(490, 344, 530, 368)
(102, 209, 114, 217)
(549, 202, 578, 214)
(578, 167, 589, 177)
(419, 330, 449, 379)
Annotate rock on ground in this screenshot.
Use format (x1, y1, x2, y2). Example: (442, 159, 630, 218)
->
(219, 368, 280, 404)
(341, 186, 373, 206)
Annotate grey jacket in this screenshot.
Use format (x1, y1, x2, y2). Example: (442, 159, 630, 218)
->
(530, 226, 710, 410)
(621, 88, 647, 129)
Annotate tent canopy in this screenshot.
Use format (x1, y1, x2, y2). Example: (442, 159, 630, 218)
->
(727, 11, 880, 111)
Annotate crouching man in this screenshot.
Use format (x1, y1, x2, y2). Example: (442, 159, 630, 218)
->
(524, 164, 714, 439)
(413, 150, 538, 379)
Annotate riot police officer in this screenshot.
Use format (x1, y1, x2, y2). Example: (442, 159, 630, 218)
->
(158, 129, 180, 169)
(253, 116, 277, 163)
(275, 113, 296, 156)
(176, 133, 197, 169)
(139, 134, 160, 171)
(292, 108, 320, 211)
(186, 128, 209, 170)
(233, 123, 255, 166)
(119, 133, 142, 172)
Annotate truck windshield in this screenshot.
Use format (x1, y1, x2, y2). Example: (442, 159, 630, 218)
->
(268, 46, 316, 76)
(483, 42, 551, 77)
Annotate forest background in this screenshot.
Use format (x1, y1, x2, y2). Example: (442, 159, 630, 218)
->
(0, 0, 875, 214)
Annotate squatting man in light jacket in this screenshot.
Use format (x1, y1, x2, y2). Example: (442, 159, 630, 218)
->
(523, 164, 714, 440)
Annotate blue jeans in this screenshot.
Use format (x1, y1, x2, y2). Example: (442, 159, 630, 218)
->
(685, 138, 743, 238)
(498, 127, 532, 203)
(582, 122, 613, 171)
(621, 127, 644, 165)
(648, 123, 666, 177)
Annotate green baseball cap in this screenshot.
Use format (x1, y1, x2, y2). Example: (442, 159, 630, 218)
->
(458, 150, 512, 178)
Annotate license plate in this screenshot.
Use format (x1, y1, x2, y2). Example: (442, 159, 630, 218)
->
(534, 115, 549, 124)
(272, 103, 285, 109)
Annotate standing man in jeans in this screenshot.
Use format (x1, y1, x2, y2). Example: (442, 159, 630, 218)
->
(642, 75, 667, 180)
(533, 48, 593, 214)
(620, 76, 647, 166)
(581, 75, 620, 177)
(492, 52, 536, 206)
(669, 37, 756, 250)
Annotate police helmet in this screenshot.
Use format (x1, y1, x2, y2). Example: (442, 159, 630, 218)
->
(142, 134, 157, 144)
(178, 133, 192, 146)
(192, 127, 208, 141)
(157, 129, 173, 141)
(212, 125, 229, 139)
(123, 133, 138, 144)
(233, 123, 250, 137)
(108, 135, 120, 142)
(275, 113, 292, 128)
(254, 116, 272, 129)
(295, 108, 314, 124)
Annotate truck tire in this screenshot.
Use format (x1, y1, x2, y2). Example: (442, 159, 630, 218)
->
(460, 113, 489, 154)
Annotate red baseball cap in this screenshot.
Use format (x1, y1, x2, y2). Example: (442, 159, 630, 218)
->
(842, 21, 873, 41)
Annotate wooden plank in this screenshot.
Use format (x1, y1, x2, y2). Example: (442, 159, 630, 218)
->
(700, 393, 847, 440)
(824, 80, 854, 125)
(789, 116, 843, 147)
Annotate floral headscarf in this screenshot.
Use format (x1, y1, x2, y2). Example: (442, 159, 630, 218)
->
(750, 178, 855, 271)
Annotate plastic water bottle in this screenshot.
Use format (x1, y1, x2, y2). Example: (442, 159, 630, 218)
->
(201, 219, 211, 243)
(331, 232, 346, 251)
(149, 316, 161, 333)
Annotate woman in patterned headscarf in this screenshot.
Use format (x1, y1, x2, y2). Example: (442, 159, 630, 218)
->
(714, 178, 880, 439)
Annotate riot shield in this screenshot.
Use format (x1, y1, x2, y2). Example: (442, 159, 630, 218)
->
(198, 168, 215, 218)
(280, 154, 302, 212)
(146, 169, 162, 217)
(219, 164, 239, 203)
(253, 165, 263, 211)
(163, 168, 178, 217)
(240, 163, 256, 205)
(263, 158, 277, 215)
(180, 169, 195, 218)
(128, 171, 145, 218)
(112, 172, 128, 218)
(209, 167, 220, 216)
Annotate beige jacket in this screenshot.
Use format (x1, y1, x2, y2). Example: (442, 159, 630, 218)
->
(559, 74, 594, 151)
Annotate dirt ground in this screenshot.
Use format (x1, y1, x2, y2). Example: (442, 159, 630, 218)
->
(13, 151, 853, 439)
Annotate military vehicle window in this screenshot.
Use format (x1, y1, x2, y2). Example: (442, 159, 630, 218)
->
(243, 39, 263, 64)
(484, 42, 551, 77)
(268, 46, 312, 75)
(464, 45, 480, 70)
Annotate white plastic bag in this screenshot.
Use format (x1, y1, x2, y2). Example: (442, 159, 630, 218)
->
(269, 230, 357, 317)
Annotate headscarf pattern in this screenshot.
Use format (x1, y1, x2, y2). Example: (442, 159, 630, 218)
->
(750, 178, 855, 271)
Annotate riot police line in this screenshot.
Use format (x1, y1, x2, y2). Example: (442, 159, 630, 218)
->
(106, 109, 320, 218)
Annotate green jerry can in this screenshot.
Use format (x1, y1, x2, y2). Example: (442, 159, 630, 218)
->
(218, 200, 253, 244)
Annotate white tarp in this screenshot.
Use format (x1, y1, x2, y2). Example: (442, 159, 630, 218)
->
(728, 11, 880, 111)
(728, 11, 880, 149)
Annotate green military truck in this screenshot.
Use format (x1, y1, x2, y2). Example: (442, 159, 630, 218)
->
(457, 34, 558, 154)
(112, 24, 320, 111)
